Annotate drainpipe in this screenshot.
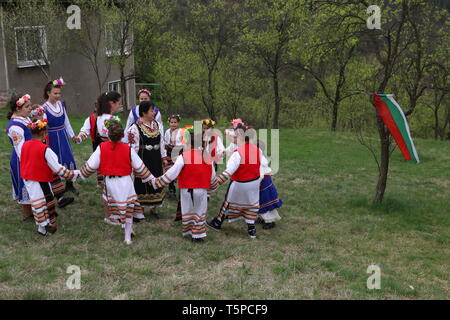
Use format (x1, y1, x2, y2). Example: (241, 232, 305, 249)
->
(0, 5, 10, 92)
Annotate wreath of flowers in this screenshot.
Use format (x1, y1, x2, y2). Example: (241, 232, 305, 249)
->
(27, 119, 48, 131)
(104, 115, 121, 129)
(16, 94, 31, 107)
(168, 114, 181, 122)
(202, 119, 216, 128)
(52, 77, 65, 88)
(138, 89, 152, 97)
(30, 105, 45, 117)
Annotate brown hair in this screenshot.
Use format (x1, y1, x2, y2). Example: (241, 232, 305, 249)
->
(107, 122, 124, 143)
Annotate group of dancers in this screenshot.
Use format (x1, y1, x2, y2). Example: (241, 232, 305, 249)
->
(6, 77, 283, 244)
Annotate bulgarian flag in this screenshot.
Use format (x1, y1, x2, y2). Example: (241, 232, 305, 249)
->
(372, 94, 419, 163)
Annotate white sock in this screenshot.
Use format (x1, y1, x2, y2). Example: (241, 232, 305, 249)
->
(124, 219, 133, 242)
(38, 225, 46, 234)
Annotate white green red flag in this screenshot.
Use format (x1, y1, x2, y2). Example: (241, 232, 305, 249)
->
(372, 94, 420, 164)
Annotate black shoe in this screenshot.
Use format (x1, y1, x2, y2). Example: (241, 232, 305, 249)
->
(45, 225, 57, 234)
(263, 222, 276, 230)
(248, 225, 256, 238)
(191, 237, 204, 243)
(22, 216, 34, 222)
(255, 217, 264, 224)
(65, 182, 79, 196)
(37, 230, 49, 236)
(133, 217, 144, 223)
(206, 217, 222, 231)
(58, 197, 74, 209)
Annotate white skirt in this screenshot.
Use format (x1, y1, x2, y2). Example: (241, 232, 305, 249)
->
(220, 179, 260, 224)
(180, 188, 208, 238)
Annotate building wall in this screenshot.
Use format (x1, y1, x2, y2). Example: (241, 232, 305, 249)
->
(0, 6, 136, 115)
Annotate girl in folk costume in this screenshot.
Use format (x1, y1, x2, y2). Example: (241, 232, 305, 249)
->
(42, 77, 76, 207)
(154, 128, 215, 243)
(5, 94, 33, 221)
(20, 119, 78, 236)
(74, 103, 104, 186)
(123, 89, 163, 143)
(257, 140, 282, 229)
(223, 118, 244, 159)
(207, 124, 263, 239)
(202, 119, 225, 172)
(75, 103, 102, 151)
(76, 119, 155, 244)
(164, 114, 183, 196)
(127, 101, 168, 219)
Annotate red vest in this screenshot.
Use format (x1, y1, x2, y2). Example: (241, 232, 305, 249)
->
(89, 113, 97, 142)
(20, 140, 54, 182)
(230, 143, 261, 182)
(178, 150, 212, 189)
(99, 141, 132, 176)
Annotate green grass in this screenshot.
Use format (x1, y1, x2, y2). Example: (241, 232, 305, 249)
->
(0, 114, 448, 299)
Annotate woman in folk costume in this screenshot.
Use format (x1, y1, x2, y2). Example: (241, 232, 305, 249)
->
(20, 119, 78, 236)
(77, 119, 155, 245)
(123, 89, 163, 143)
(164, 114, 183, 196)
(154, 128, 215, 243)
(256, 140, 282, 229)
(5, 94, 33, 221)
(42, 77, 75, 207)
(207, 124, 263, 239)
(127, 101, 168, 220)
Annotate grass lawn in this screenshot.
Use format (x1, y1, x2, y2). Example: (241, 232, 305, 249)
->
(0, 114, 448, 299)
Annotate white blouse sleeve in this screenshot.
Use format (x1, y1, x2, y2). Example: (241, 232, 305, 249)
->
(86, 146, 101, 171)
(159, 123, 167, 158)
(160, 155, 184, 184)
(164, 129, 171, 145)
(78, 117, 91, 142)
(123, 109, 135, 144)
(45, 148, 64, 173)
(222, 151, 241, 178)
(8, 125, 26, 159)
(63, 105, 75, 138)
(127, 124, 140, 154)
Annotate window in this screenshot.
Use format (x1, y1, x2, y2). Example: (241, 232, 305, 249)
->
(107, 80, 124, 112)
(14, 26, 48, 68)
(105, 23, 131, 57)
(108, 80, 121, 93)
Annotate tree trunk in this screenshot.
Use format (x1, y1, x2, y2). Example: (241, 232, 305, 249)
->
(331, 100, 339, 131)
(434, 107, 440, 140)
(207, 68, 216, 121)
(374, 116, 390, 203)
(272, 70, 280, 129)
(120, 67, 127, 113)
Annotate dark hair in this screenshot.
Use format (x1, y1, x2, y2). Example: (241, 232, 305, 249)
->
(7, 94, 23, 119)
(108, 122, 124, 143)
(168, 114, 181, 123)
(235, 123, 255, 143)
(138, 101, 155, 117)
(43, 81, 63, 100)
(95, 91, 121, 116)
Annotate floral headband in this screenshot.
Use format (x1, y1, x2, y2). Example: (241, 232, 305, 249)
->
(104, 115, 121, 129)
(232, 118, 244, 129)
(138, 89, 152, 97)
(202, 119, 216, 127)
(30, 105, 45, 117)
(168, 114, 181, 122)
(52, 77, 65, 88)
(181, 125, 194, 144)
(27, 119, 48, 130)
(16, 94, 31, 107)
